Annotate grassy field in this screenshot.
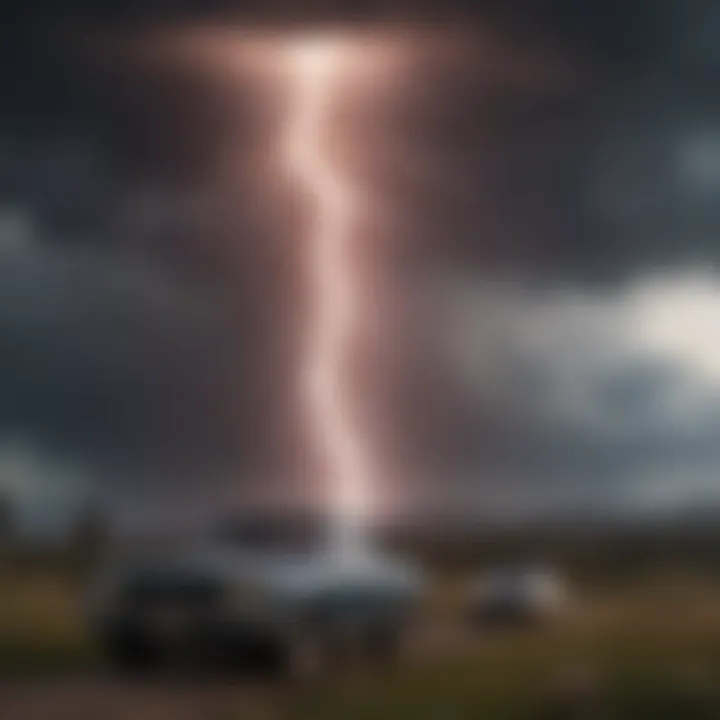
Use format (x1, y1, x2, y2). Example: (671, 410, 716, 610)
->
(4, 567, 720, 718)
(294, 576, 720, 719)
(0, 567, 95, 675)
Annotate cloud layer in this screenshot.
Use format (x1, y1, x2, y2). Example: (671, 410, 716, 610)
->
(431, 268, 720, 514)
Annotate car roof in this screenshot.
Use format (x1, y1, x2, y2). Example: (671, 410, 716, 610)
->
(210, 509, 329, 549)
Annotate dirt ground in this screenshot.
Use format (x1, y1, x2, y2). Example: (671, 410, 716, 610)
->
(0, 623, 467, 720)
(0, 677, 288, 720)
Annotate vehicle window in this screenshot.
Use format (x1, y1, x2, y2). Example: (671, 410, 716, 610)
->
(213, 513, 328, 553)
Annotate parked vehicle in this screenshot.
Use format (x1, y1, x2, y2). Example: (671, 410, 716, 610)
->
(88, 511, 424, 677)
(467, 565, 567, 626)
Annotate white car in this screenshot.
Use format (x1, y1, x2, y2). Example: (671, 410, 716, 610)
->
(467, 565, 567, 626)
(88, 512, 424, 677)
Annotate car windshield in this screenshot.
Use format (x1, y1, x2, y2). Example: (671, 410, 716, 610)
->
(211, 512, 329, 554)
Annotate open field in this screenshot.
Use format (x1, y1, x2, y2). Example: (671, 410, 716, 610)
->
(4, 567, 720, 718)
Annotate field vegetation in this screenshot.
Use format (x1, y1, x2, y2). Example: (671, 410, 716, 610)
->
(4, 529, 720, 717)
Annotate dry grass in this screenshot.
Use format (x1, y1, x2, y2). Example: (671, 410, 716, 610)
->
(3, 568, 720, 717)
(294, 576, 720, 719)
(0, 569, 95, 675)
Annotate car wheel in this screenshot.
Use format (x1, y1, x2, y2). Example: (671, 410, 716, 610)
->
(365, 622, 403, 667)
(102, 629, 161, 675)
(279, 630, 328, 683)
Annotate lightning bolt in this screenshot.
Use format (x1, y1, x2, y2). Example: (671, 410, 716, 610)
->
(284, 41, 372, 555)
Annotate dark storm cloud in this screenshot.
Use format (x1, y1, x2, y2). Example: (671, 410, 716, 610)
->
(0, 0, 717, 522)
(3, 1, 703, 283)
(558, 0, 720, 280)
(0, 213, 250, 473)
(383, 0, 720, 284)
(0, 17, 300, 485)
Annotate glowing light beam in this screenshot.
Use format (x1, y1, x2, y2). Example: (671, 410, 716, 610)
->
(284, 39, 373, 555)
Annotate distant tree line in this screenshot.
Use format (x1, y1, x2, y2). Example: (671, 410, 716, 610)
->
(0, 493, 112, 573)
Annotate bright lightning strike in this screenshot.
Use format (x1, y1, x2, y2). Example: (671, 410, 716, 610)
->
(284, 39, 373, 555)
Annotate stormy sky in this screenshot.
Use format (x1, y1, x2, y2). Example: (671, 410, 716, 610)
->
(1, 0, 719, 530)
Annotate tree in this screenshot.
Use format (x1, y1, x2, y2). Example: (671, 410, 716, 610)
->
(0, 491, 15, 549)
